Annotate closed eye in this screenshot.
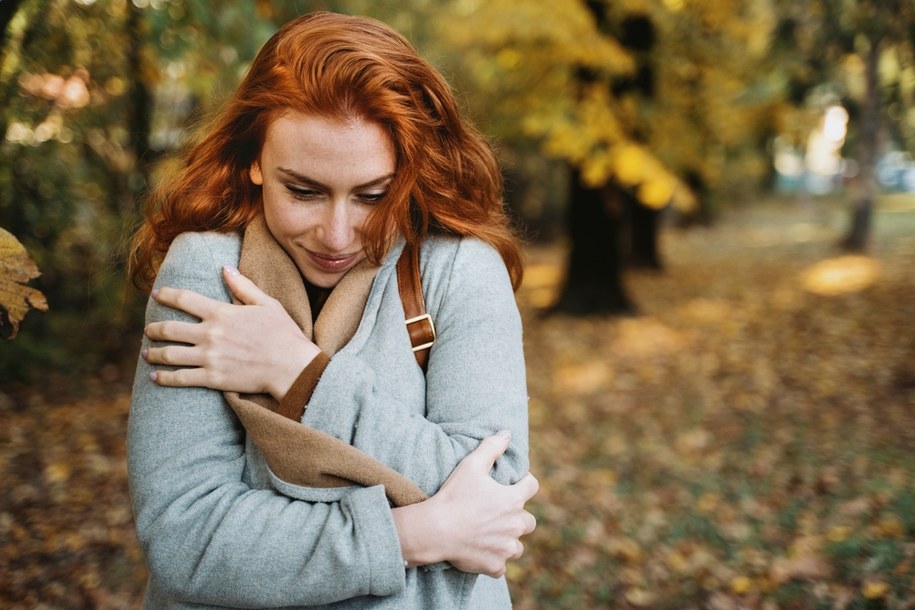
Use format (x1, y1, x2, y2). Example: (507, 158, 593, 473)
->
(286, 184, 322, 201)
(358, 191, 387, 204)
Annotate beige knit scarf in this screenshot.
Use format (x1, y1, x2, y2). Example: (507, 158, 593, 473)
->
(222, 215, 427, 506)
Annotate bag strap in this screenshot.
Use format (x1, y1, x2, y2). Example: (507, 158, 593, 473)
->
(397, 241, 435, 372)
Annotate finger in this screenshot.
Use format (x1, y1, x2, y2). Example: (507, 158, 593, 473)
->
(223, 266, 273, 306)
(521, 511, 537, 536)
(464, 430, 512, 471)
(144, 344, 205, 367)
(489, 564, 507, 579)
(149, 367, 212, 388)
(153, 286, 221, 319)
(145, 320, 205, 344)
(512, 472, 540, 502)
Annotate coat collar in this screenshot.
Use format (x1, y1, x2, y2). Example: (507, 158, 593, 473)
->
(236, 213, 382, 357)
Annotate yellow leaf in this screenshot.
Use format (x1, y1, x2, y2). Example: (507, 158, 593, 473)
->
(614, 144, 647, 186)
(45, 461, 70, 483)
(730, 575, 753, 595)
(862, 580, 888, 600)
(827, 525, 851, 543)
(638, 176, 676, 209)
(0, 227, 48, 338)
(624, 587, 656, 607)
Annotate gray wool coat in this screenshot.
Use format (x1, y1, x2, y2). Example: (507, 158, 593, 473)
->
(127, 230, 530, 609)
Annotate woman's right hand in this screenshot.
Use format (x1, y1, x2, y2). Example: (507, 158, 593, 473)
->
(392, 430, 538, 578)
(143, 266, 320, 401)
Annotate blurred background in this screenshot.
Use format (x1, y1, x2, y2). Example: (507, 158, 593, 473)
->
(1, 0, 914, 608)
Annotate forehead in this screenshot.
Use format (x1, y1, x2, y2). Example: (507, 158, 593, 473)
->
(261, 112, 395, 178)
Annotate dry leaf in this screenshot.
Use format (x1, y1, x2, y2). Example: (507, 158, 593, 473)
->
(0, 227, 48, 338)
(769, 553, 833, 583)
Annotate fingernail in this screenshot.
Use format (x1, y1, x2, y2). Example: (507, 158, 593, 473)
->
(224, 265, 240, 276)
(151, 288, 159, 299)
(495, 429, 512, 439)
(149, 371, 158, 382)
(141, 348, 148, 360)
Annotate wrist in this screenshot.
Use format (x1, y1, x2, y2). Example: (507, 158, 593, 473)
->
(269, 340, 321, 401)
(392, 497, 448, 567)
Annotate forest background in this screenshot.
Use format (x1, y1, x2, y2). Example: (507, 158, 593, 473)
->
(2, 0, 915, 608)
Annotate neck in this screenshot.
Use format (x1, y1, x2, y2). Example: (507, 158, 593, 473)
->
(304, 279, 332, 321)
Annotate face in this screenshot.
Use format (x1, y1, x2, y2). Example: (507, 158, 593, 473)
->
(251, 112, 396, 289)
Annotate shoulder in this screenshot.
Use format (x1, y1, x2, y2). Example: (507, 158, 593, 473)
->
(417, 234, 514, 311)
(419, 234, 505, 274)
(154, 231, 242, 295)
(165, 231, 242, 268)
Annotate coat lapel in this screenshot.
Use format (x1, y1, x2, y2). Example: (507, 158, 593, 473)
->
(222, 215, 426, 506)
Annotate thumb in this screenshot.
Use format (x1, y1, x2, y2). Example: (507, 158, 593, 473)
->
(223, 265, 270, 305)
(465, 430, 512, 471)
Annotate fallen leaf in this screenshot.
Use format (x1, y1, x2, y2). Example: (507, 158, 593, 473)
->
(730, 575, 753, 595)
(770, 553, 833, 584)
(624, 587, 656, 607)
(862, 580, 889, 600)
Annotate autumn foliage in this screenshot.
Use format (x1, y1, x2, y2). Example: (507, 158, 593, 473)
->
(0, 228, 47, 339)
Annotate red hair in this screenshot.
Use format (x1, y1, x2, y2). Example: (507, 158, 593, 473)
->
(129, 11, 522, 290)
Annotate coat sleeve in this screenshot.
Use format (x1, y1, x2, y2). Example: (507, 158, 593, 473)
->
(303, 238, 529, 496)
(127, 233, 406, 607)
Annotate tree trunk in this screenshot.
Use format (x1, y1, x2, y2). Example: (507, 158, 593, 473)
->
(126, 0, 153, 208)
(625, 191, 663, 270)
(552, 168, 634, 315)
(842, 35, 881, 251)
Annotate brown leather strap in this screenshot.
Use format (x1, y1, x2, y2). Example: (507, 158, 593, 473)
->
(397, 241, 435, 372)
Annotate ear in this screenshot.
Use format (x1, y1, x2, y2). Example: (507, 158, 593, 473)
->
(250, 160, 263, 185)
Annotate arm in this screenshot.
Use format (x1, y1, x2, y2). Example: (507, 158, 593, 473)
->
(146, 238, 529, 496)
(129, 234, 406, 606)
(304, 238, 529, 493)
(393, 431, 538, 578)
(132, 234, 537, 605)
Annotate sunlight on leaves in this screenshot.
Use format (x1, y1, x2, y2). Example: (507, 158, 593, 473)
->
(0, 228, 48, 339)
(800, 256, 881, 296)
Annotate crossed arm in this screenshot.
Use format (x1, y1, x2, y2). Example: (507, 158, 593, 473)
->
(131, 235, 537, 605)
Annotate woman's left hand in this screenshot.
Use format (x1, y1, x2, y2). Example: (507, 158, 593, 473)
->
(143, 265, 321, 400)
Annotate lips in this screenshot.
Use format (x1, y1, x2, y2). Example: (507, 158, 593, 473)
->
(306, 249, 359, 272)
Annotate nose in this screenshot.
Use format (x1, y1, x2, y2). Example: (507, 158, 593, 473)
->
(318, 200, 355, 251)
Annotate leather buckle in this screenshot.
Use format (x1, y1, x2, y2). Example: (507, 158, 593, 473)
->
(405, 313, 436, 352)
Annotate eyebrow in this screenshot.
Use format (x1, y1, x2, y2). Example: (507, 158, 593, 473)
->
(277, 167, 395, 190)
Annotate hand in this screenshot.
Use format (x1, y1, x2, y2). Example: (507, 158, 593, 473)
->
(393, 431, 538, 577)
(143, 266, 320, 400)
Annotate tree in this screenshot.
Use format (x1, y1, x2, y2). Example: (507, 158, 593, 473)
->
(771, 0, 915, 250)
(430, 0, 790, 314)
(836, 0, 915, 250)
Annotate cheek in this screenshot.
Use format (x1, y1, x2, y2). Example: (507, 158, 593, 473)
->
(353, 207, 372, 235)
(263, 198, 313, 240)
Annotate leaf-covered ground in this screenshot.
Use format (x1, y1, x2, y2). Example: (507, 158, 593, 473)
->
(513, 197, 915, 609)
(1, 197, 913, 609)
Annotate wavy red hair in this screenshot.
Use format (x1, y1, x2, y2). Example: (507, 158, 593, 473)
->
(129, 11, 522, 291)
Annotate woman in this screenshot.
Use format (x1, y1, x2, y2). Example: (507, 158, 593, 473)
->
(128, 11, 536, 609)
